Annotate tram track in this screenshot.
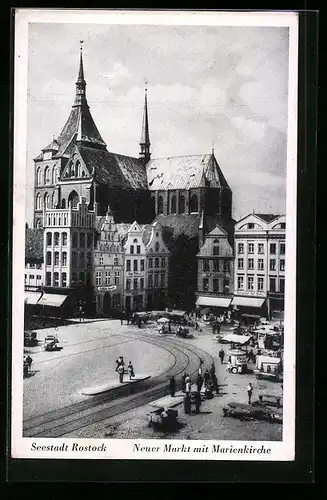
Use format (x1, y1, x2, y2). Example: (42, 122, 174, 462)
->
(23, 333, 215, 438)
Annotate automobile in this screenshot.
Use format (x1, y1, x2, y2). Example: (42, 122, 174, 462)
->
(44, 334, 60, 351)
(24, 330, 38, 347)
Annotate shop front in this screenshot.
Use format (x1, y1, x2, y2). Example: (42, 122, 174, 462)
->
(231, 295, 267, 324)
(95, 285, 123, 317)
(195, 295, 232, 318)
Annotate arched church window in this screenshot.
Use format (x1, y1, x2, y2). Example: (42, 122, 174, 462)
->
(36, 167, 42, 185)
(190, 193, 199, 213)
(158, 195, 164, 215)
(36, 193, 41, 210)
(44, 166, 50, 184)
(51, 192, 56, 208)
(44, 192, 49, 209)
(75, 161, 80, 178)
(68, 190, 79, 208)
(171, 195, 177, 214)
(178, 195, 185, 214)
(52, 167, 57, 185)
(35, 218, 41, 228)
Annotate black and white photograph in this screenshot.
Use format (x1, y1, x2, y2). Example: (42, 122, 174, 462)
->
(11, 9, 298, 461)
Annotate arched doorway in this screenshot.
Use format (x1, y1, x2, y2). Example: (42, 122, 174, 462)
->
(103, 293, 111, 314)
(68, 190, 79, 208)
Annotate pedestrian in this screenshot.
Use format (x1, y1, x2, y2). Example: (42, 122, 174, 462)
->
(117, 364, 124, 383)
(25, 355, 33, 373)
(247, 349, 254, 363)
(181, 372, 187, 392)
(115, 356, 124, 372)
(168, 321, 171, 333)
(169, 376, 176, 397)
(185, 376, 191, 394)
(137, 318, 142, 329)
(219, 348, 225, 365)
(196, 373, 203, 393)
(127, 361, 134, 380)
(120, 312, 124, 325)
(210, 363, 216, 378)
(211, 373, 219, 394)
(247, 382, 253, 405)
(203, 369, 211, 388)
(198, 358, 204, 376)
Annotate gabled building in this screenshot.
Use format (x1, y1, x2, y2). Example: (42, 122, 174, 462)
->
(196, 224, 234, 312)
(232, 213, 285, 319)
(123, 221, 147, 312)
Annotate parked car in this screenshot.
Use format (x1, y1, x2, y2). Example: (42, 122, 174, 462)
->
(44, 334, 60, 351)
(24, 330, 38, 347)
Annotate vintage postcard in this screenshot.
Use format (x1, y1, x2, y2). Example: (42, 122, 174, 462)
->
(11, 9, 298, 462)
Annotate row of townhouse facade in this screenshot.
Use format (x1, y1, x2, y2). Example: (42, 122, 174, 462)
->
(196, 213, 286, 320)
(25, 198, 170, 315)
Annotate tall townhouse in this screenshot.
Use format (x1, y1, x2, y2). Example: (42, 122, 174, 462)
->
(196, 224, 234, 312)
(123, 222, 147, 312)
(233, 213, 285, 319)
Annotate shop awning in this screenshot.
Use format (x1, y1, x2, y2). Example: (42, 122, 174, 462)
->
(196, 296, 231, 308)
(24, 291, 42, 305)
(38, 294, 68, 307)
(241, 313, 261, 319)
(231, 296, 266, 308)
(221, 334, 251, 345)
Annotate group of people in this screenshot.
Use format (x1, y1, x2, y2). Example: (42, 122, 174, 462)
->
(168, 361, 219, 399)
(115, 356, 135, 383)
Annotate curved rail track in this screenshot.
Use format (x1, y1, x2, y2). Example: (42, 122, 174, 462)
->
(23, 333, 215, 438)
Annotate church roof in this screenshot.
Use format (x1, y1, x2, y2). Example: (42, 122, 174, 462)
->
(146, 154, 230, 191)
(78, 146, 148, 190)
(25, 228, 44, 262)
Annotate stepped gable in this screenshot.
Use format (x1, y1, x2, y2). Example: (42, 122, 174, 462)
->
(146, 153, 230, 191)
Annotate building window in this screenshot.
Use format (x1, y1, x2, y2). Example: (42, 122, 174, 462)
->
(238, 243, 244, 254)
(105, 272, 111, 285)
(136, 245, 141, 254)
(161, 257, 165, 267)
(223, 279, 230, 294)
(87, 233, 93, 248)
(223, 261, 230, 272)
(280, 278, 285, 293)
(44, 166, 50, 184)
(203, 260, 210, 272)
(51, 192, 56, 208)
(154, 273, 159, 288)
(29, 274, 35, 282)
(171, 195, 177, 214)
(112, 294, 121, 308)
(126, 279, 131, 291)
(46, 251, 52, 266)
(133, 260, 138, 271)
(237, 258, 244, 270)
(114, 257, 118, 266)
(72, 232, 78, 248)
(213, 245, 220, 256)
(269, 277, 276, 292)
(133, 278, 138, 290)
(155, 242, 160, 252)
(178, 195, 185, 214)
(72, 272, 77, 285)
(280, 259, 285, 271)
(140, 259, 145, 271)
(80, 233, 85, 247)
(258, 243, 264, 254)
(86, 252, 92, 266)
(72, 252, 77, 267)
(258, 259, 264, 270)
(53, 232, 59, 246)
(258, 277, 264, 291)
(148, 274, 153, 288)
(99, 256, 104, 266)
(203, 278, 209, 292)
(61, 272, 67, 287)
(213, 279, 219, 293)
(36, 193, 42, 210)
(237, 276, 244, 290)
(160, 272, 165, 288)
(46, 272, 51, 286)
(155, 257, 159, 268)
(270, 243, 276, 254)
(96, 271, 102, 286)
(130, 245, 134, 254)
(248, 258, 254, 270)
(140, 278, 145, 290)
(158, 195, 164, 214)
(62, 252, 67, 266)
(36, 275, 42, 281)
(247, 276, 254, 290)
(189, 193, 199, 213)
(62, 232, 67, 246)
(46, 232, 52, 246)
(126, 260, 131, 271)
(29, 263, 36, 269)
(114, 271, 120, 285)
(248, 223, 254, 229)
(280, 223, 286, 229)
(54, 252, 59, 266)
(280, 243, 285, 255)
(148, 258, 153, 268)
(36, 167, 42, 185)
(53, 272, 59, 287)
(248, 243, 254, 254)
(79, 252, 85, 268)
(270, 259, 276, 271)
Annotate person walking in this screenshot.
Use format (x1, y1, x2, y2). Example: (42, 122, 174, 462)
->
(115, 356, 124, 372)
(196, 373, 203, 393)
(198, 358, 204, 376)
(25, 355, 33, 374)
(169, 376, 176, 397)
(185, 376, 191, 394)
(247, 382, 253, 405)
(117, 364, 124, 383)
(210, 363, 216, 378)
(127, 361, 134, 380)
(181, 372, 187, 392)
(211, 373, 219, 395)
(203, 369, 211, 388)
(219, 348, 225, 365)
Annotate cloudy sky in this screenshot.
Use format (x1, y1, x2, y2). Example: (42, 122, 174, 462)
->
(26, 22, 290, 224)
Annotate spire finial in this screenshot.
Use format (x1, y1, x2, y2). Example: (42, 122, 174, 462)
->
(139, 81, 151, 162)
(212, 140, 215, 155)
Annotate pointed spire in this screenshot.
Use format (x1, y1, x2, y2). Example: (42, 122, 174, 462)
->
(139, 81, 151, 162)
(212, 140, 215, 155)
(74, 41, 88, 107)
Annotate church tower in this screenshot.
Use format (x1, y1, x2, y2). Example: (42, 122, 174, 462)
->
(139, 83, 151, 163)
